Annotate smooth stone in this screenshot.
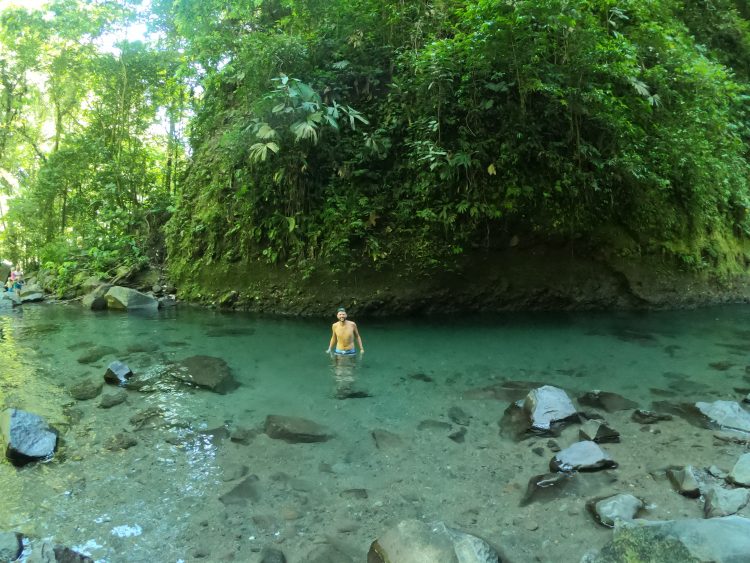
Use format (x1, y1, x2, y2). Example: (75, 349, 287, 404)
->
(77, 345, 117, 364)
(104, 286, 158, 311)
(728, 452, 750, 486)
(169, 355, 237, 393)
(1, 409, 57, 465)
(69, 378, 104, 400)
(264, 415, 332, 443)
(524, 385, 578, 431)
(695, 400, 750, 434)
(448, 406, 471, 426)
(98, 388, 128, 408)
(582, 516, 750, 562)
(550, 441, 617, 472)
(368, 519, 499, 563)
(667, 465, 701, 498)
(590, 493, 644, 527)
(704, 486, 750, 518)
(220, 475, 260, 505)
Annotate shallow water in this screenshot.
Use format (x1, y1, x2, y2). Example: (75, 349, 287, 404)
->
(1, 303, 750, 562)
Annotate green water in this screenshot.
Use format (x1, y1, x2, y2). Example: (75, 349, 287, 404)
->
(1, 303, 749, 562)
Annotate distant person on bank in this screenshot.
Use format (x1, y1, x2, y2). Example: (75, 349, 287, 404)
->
(10, 265, 23, 291)
(326, 307, 364, 355)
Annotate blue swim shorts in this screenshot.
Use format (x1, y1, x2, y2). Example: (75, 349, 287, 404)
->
(334, 348, 357, 356)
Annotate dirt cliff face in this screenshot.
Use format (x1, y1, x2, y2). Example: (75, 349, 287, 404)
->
(169, 245, 750, 317)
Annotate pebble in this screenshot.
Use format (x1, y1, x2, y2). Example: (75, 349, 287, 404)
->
(524, 520, 539, 531)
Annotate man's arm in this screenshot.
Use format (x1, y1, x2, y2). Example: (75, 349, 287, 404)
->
(353, 323, 364, 353)
(326, 325, 337, 353)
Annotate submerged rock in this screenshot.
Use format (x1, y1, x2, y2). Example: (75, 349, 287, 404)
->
(105, 286, 158, 311)
(448, 406, 471, 426)
(521, 472, 577, 506)
(169, 355, 237, 393)
(588, 493, 644, 527)
(578, 390, 638, 413)
(582, 516, 750, 563)
(25, 540, 93, 562)
(371, 429, 403, 450)
(0, 408, 57, 466)
(104, 432, 137, 451)
(98, 388, 128, 408)
(550, 441, 617, 472)
(76, 345, 117, 364)
(704, 486, 750, 518)
(264, 415, 332, 443)
(68, 378, 104, 401)
(219, 475, 260, 505)
(368, 519, 500, 563)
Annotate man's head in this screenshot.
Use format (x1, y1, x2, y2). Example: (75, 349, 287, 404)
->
(336, 307, 347, 322)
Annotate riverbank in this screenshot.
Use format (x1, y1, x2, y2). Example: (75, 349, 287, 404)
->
(168, 244, 750, 317)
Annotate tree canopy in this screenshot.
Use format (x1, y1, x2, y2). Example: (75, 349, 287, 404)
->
(2, 0, 750, 295)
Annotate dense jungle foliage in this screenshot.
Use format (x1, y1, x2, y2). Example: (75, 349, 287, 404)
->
(2, 0, 750, 295)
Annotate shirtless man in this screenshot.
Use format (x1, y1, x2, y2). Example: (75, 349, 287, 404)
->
(326, 307, 364, 355)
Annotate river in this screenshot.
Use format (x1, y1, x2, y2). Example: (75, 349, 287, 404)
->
(1, 302, 749, 561)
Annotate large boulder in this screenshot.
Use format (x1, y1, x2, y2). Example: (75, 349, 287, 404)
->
(368, 519, 500, 563)
(0, 262, 9, 284)
(169, 355, 237, 393)
(582, 516, 750, 562)
(18, 283, 44, 303)
(81, 284, 111, 311)
(104, 286, 158, 312)
(0, 409, 57, 466)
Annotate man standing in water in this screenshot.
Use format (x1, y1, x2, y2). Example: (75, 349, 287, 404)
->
(326, 307, 364, 355)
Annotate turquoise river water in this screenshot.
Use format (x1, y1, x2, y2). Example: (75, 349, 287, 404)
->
(1, 302, 750, 562)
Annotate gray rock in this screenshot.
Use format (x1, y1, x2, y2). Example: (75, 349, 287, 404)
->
(104, 286, 158, 312)
(169, 355, 237, 393)
(582, 516, 750, 563)
(98, 388, 128, 408)
(158, 296, 177, 309)
(550, 441, 617, 472)
(667, 465, 701, 498)
(264, 415, 332, 443)
(704, 486, 750, 518)
(0, 531, 22, 562)
(524, 385, 578, 431)
(694, 400, 750, 434)
(77, 345, 117, 364)
(19, 283, 44, 303)
(81, 284, 111, 310)
(579, 419, 620, 443)
(104, 361, 133, 385)
(728, 452, 750, 487)
(448, 406, 471, 426)
(1, 409, 57, 466)
(591, 493, 644, 527)
(368, 519, 499, 563)
(69, 378, 104, 401)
